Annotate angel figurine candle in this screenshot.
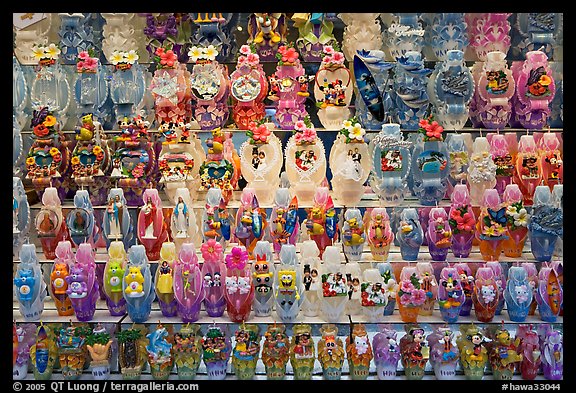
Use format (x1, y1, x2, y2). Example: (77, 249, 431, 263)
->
(365, 208, 394, 261)
(171, 188, 200, 248)
(396, 208, 424, 261)
(103, 241, 127, 316)
(146, 324, 173, 380)
(239, 121, 283, 205)
(234, 189, 267, 259)
(400, 325, 429, 380)
(173, 324, 202, 379)
(304, 187, 337, 257)
(472, 266, 500, 322)
(329, 117, 370, 206)
(251, 241, 275, 317)
(223, 246, 254, 322)
(427, 326, 459, 380)
(437, 267, 465, 323)
(317, 324, 345, 380)
(231, 323, 261, 380)
(448, 184, 476, 258)
(67, 243, 100, 321)
(29, 323, 58, 380)
(201, 324, 231, 380)
(261, 323, 290, 380)
(275, 244, 304, 323)
(200, 239, 226, 317)
(502, 184, 529, 257)
(290, 324, 316, 380)
(122, 245, 155, 323)
(173, 243, 204, 322)
(426, 207, 452, 261)
(373, 325, 401, 380)
(341, 208, 366, 262)
(270, 188, 299, 257)
(503, 266, 532, 322)
(467, 136, 497, 207)
(35, 187, 69, 260)
(529, 185, 563, 262)
(137, 188, 168, 261)
(102, 188, 133, 250)
(476, 189, 509, 261)
(48, 241, 74, 317)
(320, 246, 349, 323)
(300, 240, 322, 317)
(456, 324, 489, 380)
(14, 244, 47, 321)
(535, 265, 563, 323)
(154, 242, 177, 317)
(284, 117, 327, 205)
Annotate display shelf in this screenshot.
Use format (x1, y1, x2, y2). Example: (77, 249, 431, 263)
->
(13, 299, 125, 323)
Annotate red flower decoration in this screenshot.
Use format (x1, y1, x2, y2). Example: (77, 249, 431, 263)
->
(250, 123, 271, 143)
(160, 50, 177, 67)
(281, 47, 299, 63)
(33, 124, 50, 137)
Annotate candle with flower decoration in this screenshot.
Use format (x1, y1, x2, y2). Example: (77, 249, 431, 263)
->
(472, 267, 499, 322)
(411, 115, 450, 206)
(86, 324, 114, 380)
(300, 241, 322, 317)
(538, 324, 563, 380)
(397, 267, 427, 323)
(223, 246, 254, 322)
(122, 245, 155, 323)
(485, 324, 523, 380)
(13, 323, 36, 380)
(14, 244, 47, 322)
(438, 267, 466, 323)
(290, 324, 316, 380)
(201, 324, 231, 380)
(107, 48, 147, 121)
(502, 184, 529, 257)
(377, 262, 399, 316)
(365, 208, 394, 261)
(314, 44, 351, 129)
(320, 246, 349, 323)
(269, 188, 299, 257)
(154, 242, 177, 317)
(454, 262, 475, 317)
(261, 323, 290, 380)
(231, 44, 268, 129)
(67, 243, 100, 321)
(426, 208, 452, 261)
(515, 324, 542, 380)
(251, 241, 276, 317)
(467, 136, 497, 207)
(284, 116, 327, 205)
(143, 13, 192, 63)
(503, 266, 533, 322)
(372, 325, 401, 380)
(345, 324, 373, 380)
(239, 121, 283, 205)
(304, 187, 338, 258)
(317, 324, 345, 380)
(137, 188, 168, 261)
(275, 245, 304, 323)
(427, 326, 459, 379)
(396, 208, 423, 261)
(341, 208, 366, 262)
(200, 239, 226, 317)
(536, 265, 563, 323)
(456, 324, 489, 380)
(269, 42, 308, 130)
(448, 184, 476, 258)
(117, 324, 149, 380)
(400, 325, 429, 380)
(416, 262, 438, 316)
(360, 268, 388, 323)
(173, 324, 202, 379)
(475, 189, 509, 261)
(146, 324, 173, 380)
(173, 243, 204, 323)
(234, 189, 267, 259)
(486, 261, 506, 315)
(29, 323, 58, 380)
(231, 323, 261, 380)
(330, 117, 370, 206)
(529, 185, 563, 262)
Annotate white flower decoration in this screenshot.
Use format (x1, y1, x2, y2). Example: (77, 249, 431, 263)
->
(342, 120, 352, 129)
(110, 51, 124, 65)
(513, 208, 528, 227)
(188, 46, 203, 62)
(46, 43, 61, 59)
(204, 45, 218, 61)
(350, 123, 365, 141)
(32, 46, 45, 60)
(239, 45, 251, 55)
(125, 50, 139, 64)
(506, 205, 518, 216)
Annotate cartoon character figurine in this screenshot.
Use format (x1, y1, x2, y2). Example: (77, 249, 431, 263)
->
(200, 238, 226, 317)
(231, 324, 261, 380)
(200, 324, 231, 380)
(317, 324, 345, 380)
(223, 246, 254, 322)
(202, 187, 233, 247)
(173, 243, 205, 323)
(427, 326, 459, 379)
(247, 13, 287, 61)
(341, 208, 366, 261)
(472, 267, 500, 322)
(48, 241, 74, 316)
(485, 324, 523, 380)
(538, 324, 563, 380)
(400, 325, 429, 380)
(365, 208, 394, 261)
(304, 187, 338, 258)
(14, 244, 47, 321)
(437, 267, 465, 323)
(66, 243, 99, 321)
(261, 323, 290, 380)
(457, 324, 489, 380)
(103, 241, 127, 316)
(270, 188, 299, 257)
(146, 324, 173, 380)
(426, 207, 453, 261)
(396, 208, 424, 261)
(275, 244, 303, 323)
(234, 189, 267, 259)
(154, 242, 177, 318)
(515, 324, 542, 380)
(372, 324, 401, 380)
(290, 324, 315, 380)
(122, 245, 155, 323)
(251, 241, 275, 317)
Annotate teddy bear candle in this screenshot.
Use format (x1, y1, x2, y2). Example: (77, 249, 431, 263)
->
(14, 244, 47, 322)
(48, 241, 75, 317)
(341, 208, 366, 262)
(67, 243, 100, 321)
(366, 208, 394, 261)
(103, 241, 127, 316)
(223, 246, 254, 322)
(122, 245, 155, 323)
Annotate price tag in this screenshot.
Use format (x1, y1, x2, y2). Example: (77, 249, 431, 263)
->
(13, 13, 47, 30)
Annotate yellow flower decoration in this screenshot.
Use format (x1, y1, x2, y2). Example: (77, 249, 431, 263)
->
(26, 157, 36, 165)
(44, 115, 57, 127)
(92, 145, 102, 155)
(71, 156, 80, 165)
(125, 50, 139, 64)
(46, 43, 61, 60)
(539, 74, 552, 86)
(204, 45, 218, 61)
(110, 51, 124, 65)
(49, 147, 60, 156)
(32, 46, 45, 60)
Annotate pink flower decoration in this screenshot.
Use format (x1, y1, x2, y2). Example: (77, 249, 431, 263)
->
(160, 50, 177, 67)
(426, 121, 444, 139)
(252, 124, 271, 143)
(322, 55, 332, 63)
(323, 45, 334, 55)
(78, 51, 89, 60)
(418, 119, 430, 128)
(294, 120, 306, 131)
(400, 293, 412, 305)
(84, 57, 98, 70)
(237, 55, 247, 64)
(76, 61, 85, 72)
(294, 132, 305, 144)
(246, 53, 259, 65)
(131, 163, 145, 178)
(201, 238, 223, 262)
(282, 47, 299, 63)
(277, 46, 287, 55)
(225, 246, 248, 270)
(410, 289, 427, 305)
(400, 281, 414, 293)
(302, 128, 317, 142)
(240, 45, 251, 55)
(331, 52, 345, 64)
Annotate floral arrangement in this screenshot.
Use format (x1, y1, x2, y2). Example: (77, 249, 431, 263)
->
(380, 269, 398, 302)
(505, 201, 529, 231)
(188, 45, 218, 63)
(32, 43, 60, 66)
(276, 43, 299, 66)
(418, 115, 444, 142)
(225, 246, 248, 271)
(201, 239, 224, 261)
(321, 44, 345, 67)
(293, 116, 317, 145)
(153, 46, 178, 68)
(110, 50, 139, 71)
(479, 208, 509, 240)
(449, 205, 476, 234)
(237, 44, 260, 67)
(71, 144, 104, 177)
(397, 273, 427, 307)
(246, 119, 271, 144)
(30, 107, 58, 138)
(76, 49, 99, 73)
(339, 117, 366, 143)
